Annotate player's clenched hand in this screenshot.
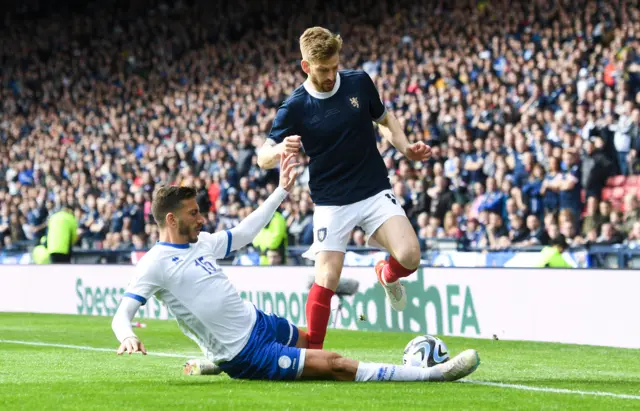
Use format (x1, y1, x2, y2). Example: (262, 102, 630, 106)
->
(279, 153, 301, 192)
(117, 337, 148, 356)
(278, 135, 302, 155)
(404, 142, 432, 161)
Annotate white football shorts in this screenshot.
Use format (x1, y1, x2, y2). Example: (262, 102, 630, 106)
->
(302, 189, 406, 260)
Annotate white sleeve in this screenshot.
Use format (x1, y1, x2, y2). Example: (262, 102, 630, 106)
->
(228, 187, 288, 250)
(112, 297, 141, 342)
(200, 187, 288, 258)
(112, 258, 165, 343)
(123, 258, 164, 306)
(198, 230, 233, 260)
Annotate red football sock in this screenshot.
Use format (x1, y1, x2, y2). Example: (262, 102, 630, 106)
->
(383, 255, 417, 284)
(306, 283, 334, 349)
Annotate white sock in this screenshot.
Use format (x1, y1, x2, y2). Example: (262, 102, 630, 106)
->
(355, 362, 444, 382)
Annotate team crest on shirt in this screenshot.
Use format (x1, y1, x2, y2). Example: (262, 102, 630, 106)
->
(317, 228, 327, 242)
(349, 96, 359, 109)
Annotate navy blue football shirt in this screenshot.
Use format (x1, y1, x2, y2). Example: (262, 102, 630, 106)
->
(268, 70, 390, 206)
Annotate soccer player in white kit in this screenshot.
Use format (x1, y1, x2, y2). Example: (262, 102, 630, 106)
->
(111, 154, 480, 382)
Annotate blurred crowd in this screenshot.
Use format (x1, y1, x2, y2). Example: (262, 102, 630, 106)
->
(2, 0, 640, 258)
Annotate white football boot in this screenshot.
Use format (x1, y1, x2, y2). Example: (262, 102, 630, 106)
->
(375, 261, 407, 311)
(183, 359, 222, 376)
(433, 349, 480, 381)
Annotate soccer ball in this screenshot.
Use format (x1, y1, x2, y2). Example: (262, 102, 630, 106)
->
(402, 335, 450, 368)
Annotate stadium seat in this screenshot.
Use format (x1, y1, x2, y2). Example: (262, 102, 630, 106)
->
(612, 187, 626, 200)
(626, 175, 640, 187)
(606, 175, 626, 187)
(601, 187, 613, 201)
(612, 200, 624, 212)
(625, 186, 638, 198)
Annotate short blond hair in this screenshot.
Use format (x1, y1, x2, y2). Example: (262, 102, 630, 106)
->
(299, 27, 343, 63)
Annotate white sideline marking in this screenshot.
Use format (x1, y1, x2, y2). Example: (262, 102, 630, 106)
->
(0, 339, 188, 358)
(463, 380, 640, 400)
(1, 339, 639, 401)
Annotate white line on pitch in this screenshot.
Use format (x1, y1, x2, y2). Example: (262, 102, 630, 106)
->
(1, 339, 639, 401)
(0, 339, 190, 358)
(462, 380, 640, 400)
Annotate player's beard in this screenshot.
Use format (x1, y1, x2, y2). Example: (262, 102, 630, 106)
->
(178, 220, 200, 243)
(321, 78, 335, 92)
(311, 74, 334, 92)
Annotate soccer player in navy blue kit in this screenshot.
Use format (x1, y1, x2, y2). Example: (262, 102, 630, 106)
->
(257, 27, 432, 349)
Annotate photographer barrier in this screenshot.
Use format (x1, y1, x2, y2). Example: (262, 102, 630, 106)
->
(0, 265, 638, 349)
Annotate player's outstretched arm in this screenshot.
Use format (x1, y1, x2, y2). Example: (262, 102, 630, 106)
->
(377, 112, 431, 162)
(258, 102, 301, 169)
(227, 153, 300, 250)
(112, 297, 147, 355)
(257, 136, 301, 169)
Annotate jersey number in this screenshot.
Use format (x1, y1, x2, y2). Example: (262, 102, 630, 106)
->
(195, 256, 217, 275)
(385, 193, 397, 205)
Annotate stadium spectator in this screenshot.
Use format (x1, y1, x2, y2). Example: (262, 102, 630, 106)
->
(481, 212, 509, 250)
(38, 207, 78, 264)
(623, 195, 640, 234)
(252, 210, 287, 265)
(514, 214, 549, 248)
(609, 210, 626, 236)
(461, 217, 484, 250)
(450, 203, 467, 229)
(546, 223, 561, 243)
(468, 182, 486, 220)
(265, 249, 284, 266)
(598, 200, 613, 226)
(582, 137, 615, 199)
(613, 101, 636, 176)
(541, 157, 562, 215)
(626, 222, 640, 246)
(581, 196, 602, 236)
(535, 234, 573, 268)
(597, 223, 624, 245)
(508, 214, 529, 245)
(287, 199, 313, 246)
(440, 211, 461, 239)
(0, 206, 10, 247)
(427, 176, 455, 222)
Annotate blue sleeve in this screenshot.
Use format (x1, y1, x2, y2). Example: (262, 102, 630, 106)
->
(530, 182, 542, 197)
(363, 72, 386, 121)
(571, 168, 581, 181)
(484, 193, 504, 212)
(268, 102, 297, 144)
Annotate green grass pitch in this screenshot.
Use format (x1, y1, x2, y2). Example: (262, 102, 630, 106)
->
(0, 313, 639, 410)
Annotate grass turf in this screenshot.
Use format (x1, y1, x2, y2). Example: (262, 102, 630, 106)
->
(0, 313, 639, 410)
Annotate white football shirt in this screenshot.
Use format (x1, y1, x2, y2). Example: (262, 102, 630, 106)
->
(124, 231, 256, 363)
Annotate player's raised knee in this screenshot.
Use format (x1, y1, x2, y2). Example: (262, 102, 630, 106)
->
(394, 244, 421, 271)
